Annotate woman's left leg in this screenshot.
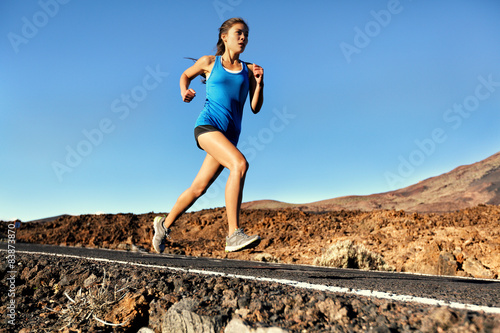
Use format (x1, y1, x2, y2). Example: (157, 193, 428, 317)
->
(152, 153, 224, 253)
(163, 154, 224, 230)
(197, 131, 248, 236)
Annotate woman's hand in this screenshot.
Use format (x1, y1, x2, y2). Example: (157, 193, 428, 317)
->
(249, 64, 264, 113)
(253, 64, 264, 86)
(182, 88, 196, 103)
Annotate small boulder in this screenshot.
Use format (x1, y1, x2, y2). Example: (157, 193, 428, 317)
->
(437, 252, 457, 276)
(137, 328, 155, 333)
(224, 318, 288, 333)
(104, 292, 149, 331)
(162, 298, 224, 333)
(462, 258, 494, 279)
(83, 273, 97, 288)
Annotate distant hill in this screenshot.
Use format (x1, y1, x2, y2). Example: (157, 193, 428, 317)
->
(242, 151, 500, 213)
(26, 214, 71, 223)
(241, 200, 296, 210)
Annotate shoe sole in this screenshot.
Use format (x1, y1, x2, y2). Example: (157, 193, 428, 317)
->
(152, 216, 166, 254)
(225, 236, 261, 253)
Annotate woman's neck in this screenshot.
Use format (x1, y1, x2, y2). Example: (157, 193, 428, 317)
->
(221, 50, 240, 64)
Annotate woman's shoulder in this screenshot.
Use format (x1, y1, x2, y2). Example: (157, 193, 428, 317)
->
(245, 62, 254, 71)
(198, 55, 216, 65)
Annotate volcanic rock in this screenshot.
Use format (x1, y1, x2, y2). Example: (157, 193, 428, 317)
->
(162, 298, 224, 333)
(463, 258, 495, 279)
(437, 252, 458, 276)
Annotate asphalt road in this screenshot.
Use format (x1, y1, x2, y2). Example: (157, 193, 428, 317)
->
(9, 242, 500, 312)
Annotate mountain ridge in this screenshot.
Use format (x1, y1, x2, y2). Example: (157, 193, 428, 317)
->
(242, 151, 500, 213)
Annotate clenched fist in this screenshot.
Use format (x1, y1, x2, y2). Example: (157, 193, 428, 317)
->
(182, 88, 196, 103)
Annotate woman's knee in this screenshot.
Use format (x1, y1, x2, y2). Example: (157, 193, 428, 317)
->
(190, 183, 208, 198)
(231, 156, 249, 176)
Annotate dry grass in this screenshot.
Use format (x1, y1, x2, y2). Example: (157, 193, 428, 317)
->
(314, 240, 394, 271)
(45, 269, 132, 331)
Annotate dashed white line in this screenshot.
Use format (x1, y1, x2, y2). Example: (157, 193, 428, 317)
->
(15, 250, 500, 315)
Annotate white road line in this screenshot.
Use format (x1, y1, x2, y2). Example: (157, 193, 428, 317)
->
(15, 250, 500, 315)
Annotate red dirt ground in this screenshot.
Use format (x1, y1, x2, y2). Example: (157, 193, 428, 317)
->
(8, 204, 500, 279)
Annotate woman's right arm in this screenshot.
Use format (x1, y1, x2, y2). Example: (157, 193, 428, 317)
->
(180, 55, 214, 103)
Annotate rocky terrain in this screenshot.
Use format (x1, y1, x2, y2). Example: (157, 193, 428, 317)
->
(1, 252, 500, 332)
(2, 152, 500, 332)
(1, 204, 500, 332)
(9, 205, 500, 279)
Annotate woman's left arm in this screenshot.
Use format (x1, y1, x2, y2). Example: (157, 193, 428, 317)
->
(248, 63, 264, 114)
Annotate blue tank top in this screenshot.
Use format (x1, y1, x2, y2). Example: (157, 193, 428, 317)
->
(195, 56, 249, 145)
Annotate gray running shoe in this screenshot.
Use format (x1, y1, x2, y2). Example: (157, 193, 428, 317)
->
(225, 228, 261, 252)
(152, 216, 171, 253)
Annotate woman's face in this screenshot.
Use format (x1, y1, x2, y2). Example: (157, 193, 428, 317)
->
(223, 23, 249, 54)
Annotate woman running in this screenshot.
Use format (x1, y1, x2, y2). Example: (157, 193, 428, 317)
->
(152, 17, 264, 253)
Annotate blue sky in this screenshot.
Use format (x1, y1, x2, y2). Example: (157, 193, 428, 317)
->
(2, 0, 500, 221)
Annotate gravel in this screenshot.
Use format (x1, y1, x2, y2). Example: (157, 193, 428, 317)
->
(1, 252, 500, 332)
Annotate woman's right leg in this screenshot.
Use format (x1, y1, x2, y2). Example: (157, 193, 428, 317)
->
(163, 154, 224, 229)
